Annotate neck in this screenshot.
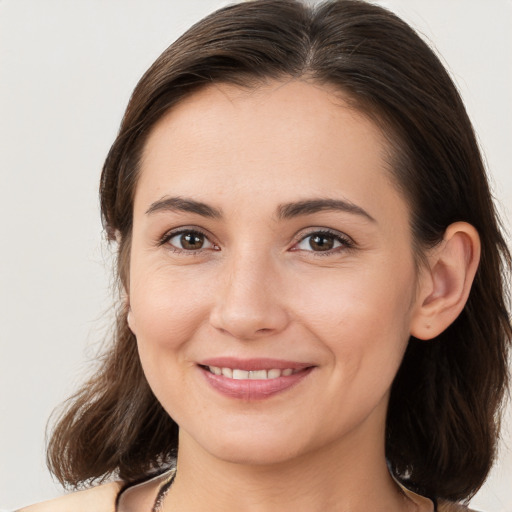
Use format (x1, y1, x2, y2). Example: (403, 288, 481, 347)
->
(162, 412, 416, 512)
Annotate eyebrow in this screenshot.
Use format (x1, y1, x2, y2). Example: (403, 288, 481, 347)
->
(145, 196, 375, 223)
(277, 198, 376, 223)
(145, 196, 222, 218)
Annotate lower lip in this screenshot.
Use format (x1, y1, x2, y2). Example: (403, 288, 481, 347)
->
(200, 366, 314, 400)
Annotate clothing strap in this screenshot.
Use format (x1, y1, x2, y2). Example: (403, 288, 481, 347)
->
(152, 469, 176, 512)
(150, 469, 438, 511)
(121, 467, 441, 511)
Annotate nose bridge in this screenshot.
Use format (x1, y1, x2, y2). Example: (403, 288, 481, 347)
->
(210, 245, 288, 339)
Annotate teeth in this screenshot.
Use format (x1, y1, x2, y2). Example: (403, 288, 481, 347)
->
(208, 366, 300, 380)
(267, 369, 281, 379)
(221, 367, 233, 378)
(250, 370, 267, 380)
(233, 369, 249, 380)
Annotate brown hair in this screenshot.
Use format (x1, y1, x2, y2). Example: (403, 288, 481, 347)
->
(47, 0, 511, 503)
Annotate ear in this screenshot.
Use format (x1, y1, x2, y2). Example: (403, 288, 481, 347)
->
(122, 289, 137, 335)
(410, 222, 480, 340)
(127, 307, 137, 334)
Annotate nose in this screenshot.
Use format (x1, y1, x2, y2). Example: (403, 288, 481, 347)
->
(209, 253, 290, 341)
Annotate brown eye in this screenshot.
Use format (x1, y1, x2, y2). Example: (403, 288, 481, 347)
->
(167, 230, 214, 251)
(309, 234, 335, 251)
(295, 231, 349, 253)
(181, 232, 204, 250)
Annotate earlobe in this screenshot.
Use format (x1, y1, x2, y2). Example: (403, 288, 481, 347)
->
(121, 286, 136, 334)
(410, 222, 480, 340)
(127, 307, 136, 334)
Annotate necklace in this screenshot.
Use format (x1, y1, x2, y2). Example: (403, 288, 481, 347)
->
(150, 468, 435, 512)
(152, 468, 176, 512)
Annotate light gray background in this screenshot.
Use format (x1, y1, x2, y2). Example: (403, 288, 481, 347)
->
(0, 0, 510, 509)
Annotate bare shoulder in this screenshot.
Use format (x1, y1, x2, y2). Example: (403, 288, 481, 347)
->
(17, 481, 122, 512)
(438, 500, 481, 512)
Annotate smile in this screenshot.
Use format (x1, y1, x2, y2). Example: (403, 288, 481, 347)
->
(205, 366, 299, 379)
(198, 359, 315, 400)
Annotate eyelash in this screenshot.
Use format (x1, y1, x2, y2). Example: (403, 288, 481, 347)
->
(158, 228, 218, 255)
(158, 227, 354, 256)
(291, 229, 355, 256)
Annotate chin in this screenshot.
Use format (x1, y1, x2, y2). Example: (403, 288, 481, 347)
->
(212, 443, 302, 467)
(185, 425, 310, 467)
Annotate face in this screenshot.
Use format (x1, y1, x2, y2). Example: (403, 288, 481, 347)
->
(128, 80, 421, 466)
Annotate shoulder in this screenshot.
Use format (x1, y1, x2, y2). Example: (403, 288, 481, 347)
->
(116, 469, 175, 512)
(17, 481, 122, 512)
(438, 500, 482, 512)
(398, 484, 481, 512)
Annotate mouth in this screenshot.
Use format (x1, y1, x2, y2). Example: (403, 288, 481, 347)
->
(198, 358, 315, 400)
(200, 365, 303, 380)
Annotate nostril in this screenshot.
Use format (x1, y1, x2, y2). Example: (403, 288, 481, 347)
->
(209, 287, 290, 340)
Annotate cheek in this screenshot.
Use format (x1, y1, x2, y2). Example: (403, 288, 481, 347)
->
(292, 262, 416, 379)
(129, 270, 205, 415)
(294, 263, 415, 336)
(128, 267, 213, 393)
(130, 259, 209, 335)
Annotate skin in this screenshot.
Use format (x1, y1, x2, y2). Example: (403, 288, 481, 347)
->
(125, 80, 479, 512)
(20, 80, 480, 512)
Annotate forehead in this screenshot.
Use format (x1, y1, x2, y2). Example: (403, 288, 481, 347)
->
(142, 80, 385, 165)
(136, 80, 406, 223)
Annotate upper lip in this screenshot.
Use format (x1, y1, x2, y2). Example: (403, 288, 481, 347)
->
(199, 357, 314, 371)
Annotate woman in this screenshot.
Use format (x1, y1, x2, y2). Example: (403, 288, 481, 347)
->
(16, 0, 511, 511)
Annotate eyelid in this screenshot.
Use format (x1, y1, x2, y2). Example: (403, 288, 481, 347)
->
(156, 225, 354, 254)
(157, 226, 219, 252)
(290, 227, 355, 253)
